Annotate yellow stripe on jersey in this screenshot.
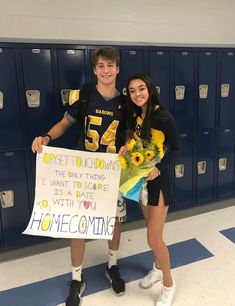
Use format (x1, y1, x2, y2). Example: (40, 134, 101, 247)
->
(151, 129, 165, 159)
(69, 89, 80, 106)
(134, 116, 165, 159)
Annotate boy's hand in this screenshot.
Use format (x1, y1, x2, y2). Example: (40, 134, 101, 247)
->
(31, 136, 50, 153)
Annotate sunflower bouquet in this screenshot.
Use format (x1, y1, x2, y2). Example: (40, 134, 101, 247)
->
(119, 138, 162, 204)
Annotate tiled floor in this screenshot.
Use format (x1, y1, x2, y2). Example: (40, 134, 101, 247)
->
(1, 200, 235, 306)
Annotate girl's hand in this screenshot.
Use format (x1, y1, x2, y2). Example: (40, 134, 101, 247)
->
(147, 167, 160, 180)
(118, 145, 127, 156)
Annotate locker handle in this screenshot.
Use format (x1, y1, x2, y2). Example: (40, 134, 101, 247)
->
(61, 89, 72, 106)
(199, 84, 208, 99)
(175, 85, 185, 100)
(26, 90, 40, 107)
(221, 84, 230, 98)
(122, 87, 127, 96)
(0, 91, 3, 109)
(0, 190, 14, 208)
(156, 86, 160, 95)
(175, 164, 184, 178)
(218, 158, 227, 171)
(197, 161, 206, 174)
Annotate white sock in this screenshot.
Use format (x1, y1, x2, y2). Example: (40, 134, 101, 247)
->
(72, 265, 82, 281)
(108, 249, 118, 268)
(153, 263, 161, 271)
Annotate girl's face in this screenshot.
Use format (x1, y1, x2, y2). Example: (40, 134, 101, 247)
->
(128, 79, 149, 109)
(93, 56, 119, 86)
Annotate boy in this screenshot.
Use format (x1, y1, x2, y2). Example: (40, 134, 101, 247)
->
(32, 46, 127, 306)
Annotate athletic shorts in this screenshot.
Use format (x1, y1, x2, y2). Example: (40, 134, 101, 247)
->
(116, 192, 127, 223)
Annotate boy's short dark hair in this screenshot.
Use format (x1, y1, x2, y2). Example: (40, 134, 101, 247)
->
(91, 46, 120, 67)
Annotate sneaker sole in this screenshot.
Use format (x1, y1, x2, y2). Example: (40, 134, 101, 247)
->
(105, 271, 126, 296)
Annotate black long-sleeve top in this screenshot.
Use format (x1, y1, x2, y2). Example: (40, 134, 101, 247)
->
(134, 107, 181, 173)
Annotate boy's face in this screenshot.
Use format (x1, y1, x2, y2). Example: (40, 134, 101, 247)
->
(93, 56, 119, 86)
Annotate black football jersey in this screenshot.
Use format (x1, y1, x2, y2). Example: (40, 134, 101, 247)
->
(67, 88, 126, 153)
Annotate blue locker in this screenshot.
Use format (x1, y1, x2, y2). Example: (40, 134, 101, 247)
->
(120, 49, 147, 93)
(174, 131, 193, 208)
(198, 51, 217, 129)
(56, 48, 86, 91)
(196, 130, 215, 203)
(148, 50, 171, 110)
(219, 51, 235, 127)
(0, 47, 24, 150)
(0, 217, 2, 248)
(0, 150, 31, 247)
(217, 128, 234, 198)
(174, 51, 195, 131)
(119, 48, 147, 219)
(55, 48, 87, 149)
(21, 48, 59, 145)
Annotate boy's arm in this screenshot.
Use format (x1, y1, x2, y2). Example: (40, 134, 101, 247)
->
(31, 117, 73, 153)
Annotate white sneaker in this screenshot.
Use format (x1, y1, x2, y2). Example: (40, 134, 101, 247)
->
(139, 264, 163, 289)
(156, 281, 176, 306)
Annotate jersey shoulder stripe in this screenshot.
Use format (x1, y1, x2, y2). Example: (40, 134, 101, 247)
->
(69, 89, 80, 106)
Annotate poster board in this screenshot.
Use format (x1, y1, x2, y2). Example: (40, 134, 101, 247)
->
(23, 146, 121, 240)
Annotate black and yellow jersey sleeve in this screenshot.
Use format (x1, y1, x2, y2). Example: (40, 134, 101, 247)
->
(65, 89, 88, 122)
(151, 109, 180, 173)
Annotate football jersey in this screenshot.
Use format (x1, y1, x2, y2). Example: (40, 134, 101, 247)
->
(66, 88, 126, 153)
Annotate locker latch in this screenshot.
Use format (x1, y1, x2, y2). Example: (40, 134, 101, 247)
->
(197, 161, 207, 174)
(122, 87, 127, 96)
(0, 91, 3, 109)
(156, 86, 160, 95)
(61, 89, 72, 106)
(26, 90, 40, 107)
(175, 164, 184, 178)
(221, 84, 230, 98)
(218, 158, 227, 171)
(199, 84, 208, 99)
(0, 190, 14, 208)
(175, 85, 185, 100)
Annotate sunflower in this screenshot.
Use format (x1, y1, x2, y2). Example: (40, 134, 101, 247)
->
(118, 155, 128, 169)
(130, 152, 144, 166)
(126, 139, 136, 151)
(145, 149, 155, 161)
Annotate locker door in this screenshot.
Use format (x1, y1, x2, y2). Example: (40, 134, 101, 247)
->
(219, 51, 235, 127)
(120, 49, 147, 94)
(149, 50, 171, 110)
(174, 51, 195, 131)
(174, 132, 193, 208)
(217, 129, 234, 198)
(198, 51, 217, 129)
(0, 47, 24, 150)
(56, 48, 87, 149)
(0, 219, 2, 249)
(21, 48, 58, 145)
(196, 130, 215, 203)
(0, 150, 31, 247)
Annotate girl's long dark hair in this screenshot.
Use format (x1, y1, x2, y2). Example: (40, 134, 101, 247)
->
(126, 73, 165, 142)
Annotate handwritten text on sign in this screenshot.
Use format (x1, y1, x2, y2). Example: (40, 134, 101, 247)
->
(23, 146, 121, 239)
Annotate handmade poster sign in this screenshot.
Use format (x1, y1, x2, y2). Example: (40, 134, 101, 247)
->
(23, 146, 121, 240)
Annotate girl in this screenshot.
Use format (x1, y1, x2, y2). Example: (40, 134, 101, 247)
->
(126, 73, 180, 306)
